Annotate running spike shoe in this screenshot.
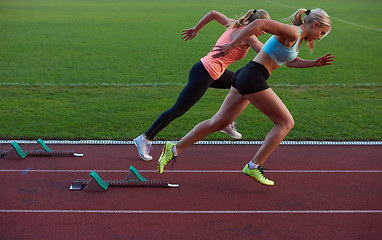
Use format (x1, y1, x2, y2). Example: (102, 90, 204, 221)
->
(157, 141, 176, 174)
(220, 122, 242, 139)
(243, 164, 274, 186)
(134, 135, 153, 161)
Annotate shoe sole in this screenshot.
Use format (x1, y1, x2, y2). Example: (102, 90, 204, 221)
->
(134, 138, 152, 161)
(219, 130, 242, 139)
(243, 172, 274, 186)
(157, 144, 167, 173)
(157, 142, 175, 174)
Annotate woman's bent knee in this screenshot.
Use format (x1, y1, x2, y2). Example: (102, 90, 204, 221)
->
(209, 117, 232, 131)
(282, 118, 294, 132)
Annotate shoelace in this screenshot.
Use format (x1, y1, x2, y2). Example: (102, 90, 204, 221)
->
(258, 166, 271, 179)
(145, 143, 153, 154)
(231, 122, 237, 130)
(170, 157, 177, 168)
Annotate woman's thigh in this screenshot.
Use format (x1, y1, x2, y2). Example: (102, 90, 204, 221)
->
(210, 87, 250, 125)
(244, 88, 293, 125)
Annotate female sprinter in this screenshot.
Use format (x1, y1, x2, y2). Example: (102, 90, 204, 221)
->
(134, 9, 270, 161)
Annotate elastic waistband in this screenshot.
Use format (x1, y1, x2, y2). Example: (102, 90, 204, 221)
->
(247, 61, 270, 78)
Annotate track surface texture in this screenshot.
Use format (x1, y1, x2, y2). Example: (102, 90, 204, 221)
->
(0, 143, 381, 240)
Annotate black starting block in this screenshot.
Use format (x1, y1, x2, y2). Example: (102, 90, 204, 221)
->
(69, 165, 179, 191)
(0, 138, 83, 159)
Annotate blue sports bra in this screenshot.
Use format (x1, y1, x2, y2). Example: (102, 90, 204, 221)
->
(262, 27, 301, 66)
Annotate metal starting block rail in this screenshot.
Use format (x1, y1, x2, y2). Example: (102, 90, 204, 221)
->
(70, 166, 179, 191)
(0, 138, 83, 159)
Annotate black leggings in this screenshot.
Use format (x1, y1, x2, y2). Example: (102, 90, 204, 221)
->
(145, 61, 234, 140)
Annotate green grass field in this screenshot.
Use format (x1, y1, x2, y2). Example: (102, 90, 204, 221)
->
(1, 0, 381, 141)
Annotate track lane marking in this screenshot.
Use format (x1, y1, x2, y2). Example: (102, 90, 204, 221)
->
(1, 140, 381, 145)
(0, 209, 381, 214)
(0, 169, 381, 173)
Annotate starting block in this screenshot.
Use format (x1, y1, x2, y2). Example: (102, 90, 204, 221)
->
(0, 138, 84, 159)
(69, 165, 179, 191)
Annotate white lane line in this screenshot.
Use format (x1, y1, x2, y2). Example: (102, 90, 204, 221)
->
(0, 140, 381, 145)
(0, 209, 381, 214)
(1, 82, 379, 87)
(0, 82, 186, 87)
(0, 169, 381, 173)
(264, 0, 382, 32)
(331, 16, 382, 32)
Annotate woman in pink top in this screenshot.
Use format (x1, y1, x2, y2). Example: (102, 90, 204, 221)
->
(134, 9, 270, 161)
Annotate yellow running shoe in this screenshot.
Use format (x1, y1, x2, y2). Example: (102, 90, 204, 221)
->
(243, 164, 274, 186)
(157, 142, 176, 174)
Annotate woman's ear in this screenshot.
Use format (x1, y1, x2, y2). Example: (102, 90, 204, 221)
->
(312, 21, 320, 28)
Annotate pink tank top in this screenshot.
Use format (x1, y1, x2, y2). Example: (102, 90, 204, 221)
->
(201, 27, 249, 80)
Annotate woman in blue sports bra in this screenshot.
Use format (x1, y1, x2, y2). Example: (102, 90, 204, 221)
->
(157, 8, 335, 186)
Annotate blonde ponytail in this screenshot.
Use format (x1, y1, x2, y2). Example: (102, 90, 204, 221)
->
(286, 8, 331, 27)
(290, 9, 308, 26)
(228, 9, 270, 29)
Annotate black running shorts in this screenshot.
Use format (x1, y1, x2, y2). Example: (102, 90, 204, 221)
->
(232, 61, 270, 95)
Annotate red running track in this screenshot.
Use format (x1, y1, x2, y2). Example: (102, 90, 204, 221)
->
(0, 143, 381, 240)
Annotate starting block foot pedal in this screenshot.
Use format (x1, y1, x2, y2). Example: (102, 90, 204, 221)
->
(7, 142, 28, 159)
(126, 165, 147, 183)
(88, 171, 109, 191)
(36, 138, 53, 152)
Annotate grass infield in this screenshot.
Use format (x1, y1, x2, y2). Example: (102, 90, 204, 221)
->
(1, 0, 381, 141)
